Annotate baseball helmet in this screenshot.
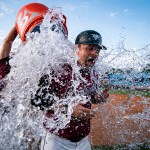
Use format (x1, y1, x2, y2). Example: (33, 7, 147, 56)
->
(75, 30, 107, 50)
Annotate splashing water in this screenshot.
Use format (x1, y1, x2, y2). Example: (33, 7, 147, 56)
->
(90, 31, 150, 148)
(0, 8, 150, 150)
(0, 8, 83, 149)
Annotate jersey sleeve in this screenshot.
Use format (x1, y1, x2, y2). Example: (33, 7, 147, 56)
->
(0, 57, 11, 91)
(0, 57, 11, 80)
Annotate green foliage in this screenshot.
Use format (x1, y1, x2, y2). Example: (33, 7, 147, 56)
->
(109, 89, 150, 97)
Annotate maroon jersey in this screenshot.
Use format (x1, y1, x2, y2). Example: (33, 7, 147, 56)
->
(31, 64, 99, 142)
(0, 57, 11, 90)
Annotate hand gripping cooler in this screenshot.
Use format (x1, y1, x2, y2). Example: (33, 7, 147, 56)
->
(16, 3, 68, 42)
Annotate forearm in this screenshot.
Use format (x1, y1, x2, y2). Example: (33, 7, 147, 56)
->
(91, 88, 110, 104)
(0, 26, 18, 59)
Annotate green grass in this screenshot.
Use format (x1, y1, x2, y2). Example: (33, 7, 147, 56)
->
(109, 89, 150, 97)
(92, 143, 150, 150)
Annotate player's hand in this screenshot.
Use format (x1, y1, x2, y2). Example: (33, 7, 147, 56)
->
(72, 103, 95, 119)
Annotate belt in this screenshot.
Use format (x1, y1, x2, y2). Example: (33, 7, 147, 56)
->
(68, 137, 83, 143)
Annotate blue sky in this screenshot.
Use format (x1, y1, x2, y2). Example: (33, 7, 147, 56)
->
(0, 0, 149, 69)
(0, 0, 150, 48)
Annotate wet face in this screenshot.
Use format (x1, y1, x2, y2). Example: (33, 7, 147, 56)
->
(77, 44, 100, 68)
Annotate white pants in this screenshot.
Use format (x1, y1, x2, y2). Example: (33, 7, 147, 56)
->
(41, 132, 91, 150)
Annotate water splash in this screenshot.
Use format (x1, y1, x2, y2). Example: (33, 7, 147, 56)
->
(0, 8, 150, 150)
(91, 34, 150, 148)
(0, 8, 83, 149)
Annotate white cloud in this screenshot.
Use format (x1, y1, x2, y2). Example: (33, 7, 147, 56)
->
(0, 2, 14, 17)
(60, 2, 89, 12)
(0, 12, 4, 17)
(124, 9, 129, 13)
(60, 3, 76, 12)
(0, 29, 4, 34)
(110, 12, 118, 17)
(123, 8, 133, 15)
(0, 30, 5, 41)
